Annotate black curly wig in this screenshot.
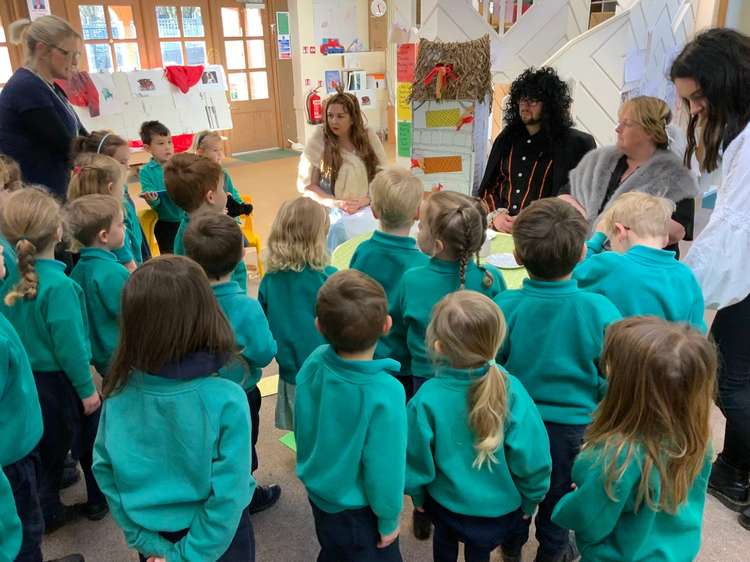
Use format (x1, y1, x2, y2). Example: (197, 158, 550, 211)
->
(503, 67, 574, 139)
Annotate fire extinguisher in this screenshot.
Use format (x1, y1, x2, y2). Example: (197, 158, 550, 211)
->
(306, 87, 323, 125)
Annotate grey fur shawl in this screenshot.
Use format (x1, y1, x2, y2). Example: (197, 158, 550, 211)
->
(568, 146, 700, 227)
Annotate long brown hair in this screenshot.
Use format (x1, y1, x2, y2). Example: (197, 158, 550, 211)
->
(670, 28, 750, 172)
(427, 291, 508, 469)
(0, 187, 62, 305)
(586, 317, 716, 513)
(104, 256, 236, 397)
(321, 88, 379, 190)
(421, 191, 493, 289)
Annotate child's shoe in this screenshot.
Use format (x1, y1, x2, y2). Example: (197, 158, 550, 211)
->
(740, 504, 750, 531)
(82, 500, 109, 521)
(708, 455, 750, 512)
(48, 555, 85, 562)
(501, 546, 523, 562)
(534, 541, 580, 562)
(412, 508, 432, 540)
(248, 484, 281, 514)
(44, 504, 82, 534)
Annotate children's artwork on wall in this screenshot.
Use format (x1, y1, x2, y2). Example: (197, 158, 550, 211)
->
(356, 90, 376, 107)
(313, 0, 365, 52)
(90, 72, 123, 117)
(198, 65, 228, 92)
(324, 70, 342, 93)
(126, 69, 169, 97)
(346, 70, 366, 92)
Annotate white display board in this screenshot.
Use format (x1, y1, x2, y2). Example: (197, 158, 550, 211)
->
(313, 0, 363, 50)
(73, 66, 233, 140)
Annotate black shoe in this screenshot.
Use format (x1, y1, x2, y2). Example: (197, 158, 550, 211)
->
(501, 546, 523, 562)
(60, 464, 80, 490)
(46, 555, 85, 562)
(708, 455, 750, 512)
(248, 484, 281, 514)
(740, 504, 750, 531)
(63, 453, 76, 470)
(44, 504, 82, 534)
(412, 509, 432, 540)
(535, 542, 580, 562)
(82, 500, 109, 521)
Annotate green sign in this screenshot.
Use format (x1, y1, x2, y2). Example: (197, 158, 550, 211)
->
(397, 121, 412, 158)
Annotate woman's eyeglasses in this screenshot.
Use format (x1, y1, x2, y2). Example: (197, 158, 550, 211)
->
(52, 45, 81, 61)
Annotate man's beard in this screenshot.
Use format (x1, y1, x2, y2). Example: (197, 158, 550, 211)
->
(521, 113, 542, 126)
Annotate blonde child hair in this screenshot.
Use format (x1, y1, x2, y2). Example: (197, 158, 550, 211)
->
(65, 194, 123, 249)
(599, 192, 675, 239)
(0, 187, 62, 305)
(0, 155, 23, 192)
(587, 316, 715, 513)
(67, 153, 125, 201)
(191, 130, 222, 153)
(427, 290, 508, 469)
(420, 191, 493, 289)
(266, 198, 330, 273)
(370, 167, 423, 230)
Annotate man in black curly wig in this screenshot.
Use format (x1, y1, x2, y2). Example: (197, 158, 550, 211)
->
(478, 67, 595, 233)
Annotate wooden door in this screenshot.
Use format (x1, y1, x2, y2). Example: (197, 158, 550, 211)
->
(141, 0, 213, 69)
(65, 0, 148, 72)
(211, 1, 281, 153)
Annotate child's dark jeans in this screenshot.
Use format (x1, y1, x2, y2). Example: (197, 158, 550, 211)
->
(3, 452, 44, 562)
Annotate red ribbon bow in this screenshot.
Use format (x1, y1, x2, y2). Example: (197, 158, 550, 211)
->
(410, 158, 422, 170)
(422, 63, 458, 100)
(456, 108, 475, 131)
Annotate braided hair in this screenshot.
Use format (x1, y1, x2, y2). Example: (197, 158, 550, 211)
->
(423, 192, 494, 289)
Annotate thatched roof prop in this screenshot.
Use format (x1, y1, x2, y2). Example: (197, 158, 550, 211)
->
(410, 35, 492, 102)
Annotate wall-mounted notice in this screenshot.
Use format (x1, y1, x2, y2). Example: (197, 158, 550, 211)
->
(397, 82, 412, 121)
(397, 44, 417, 83)
(276, 12, 291, 60)
(397, 121, 411, 158)
(27, 0, 51, 20)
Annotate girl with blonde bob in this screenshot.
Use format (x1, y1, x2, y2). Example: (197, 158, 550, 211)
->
(552, 317, 716, 561)
(405, 291, 552, 562)
(258, 198, 336, 430)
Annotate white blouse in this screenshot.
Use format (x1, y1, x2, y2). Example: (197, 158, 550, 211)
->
(684, 121, 750, 310)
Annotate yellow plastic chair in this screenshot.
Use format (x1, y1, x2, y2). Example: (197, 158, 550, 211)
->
(138, 208, 160, 257)
(239, 195, 263, 277)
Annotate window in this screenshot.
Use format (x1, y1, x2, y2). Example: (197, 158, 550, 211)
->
(78, 4, 142, 72)
(155, 5, 207, 66)
(221, 6, 269, 101)
(0, 15, 13, 89)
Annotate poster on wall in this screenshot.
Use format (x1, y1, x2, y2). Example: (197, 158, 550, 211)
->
(27, 0, 51, 20)
(126, 69, 170, 97)
(397, 44, 417, 82)
(276, 12, 292, 60)
(198, 64, 228, 92)
(90, 72, 123, 117)
(324, 70, 342, 93)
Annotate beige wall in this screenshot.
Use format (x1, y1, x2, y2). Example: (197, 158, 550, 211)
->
(725, 0, 750, 33)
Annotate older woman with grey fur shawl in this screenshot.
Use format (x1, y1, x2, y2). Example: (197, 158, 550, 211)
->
(559, 97, 699, 253)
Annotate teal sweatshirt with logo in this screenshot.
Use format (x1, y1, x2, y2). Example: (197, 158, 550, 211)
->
(139, 158, 183, 223)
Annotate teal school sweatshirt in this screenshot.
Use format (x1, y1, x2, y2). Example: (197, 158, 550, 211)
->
(139, 158, 183, 223)
(0, 470, 21, 562)
(384, 258, 506, 379)
(212, 281, 277, 390)
(258, 265, 337, 384)
(0, 313, 43, 467)
(113, 191, 144, 265)
(0, 234, 19, 318)
(3, 259, 94, 399)
(223, 170, 243, 203)
(349, 230, 430, 304)
(574, 241, 706, 333)
(406, 364, 551, 516)
(552, 444, 712, 562)
(93, 370, 254, 562)
(295, 345, 407, 535)
(173, 213, 248, 293)
(70, 248, 130, 375)
(495, 278, 622, 425)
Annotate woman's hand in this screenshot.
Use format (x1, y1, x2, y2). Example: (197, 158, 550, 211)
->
(341, 196, 370, 214)
(492, 213, 515, 233)
(558, 194, 586, 217)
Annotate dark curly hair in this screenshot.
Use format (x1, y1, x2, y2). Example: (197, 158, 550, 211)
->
(503, 67, 574, 140)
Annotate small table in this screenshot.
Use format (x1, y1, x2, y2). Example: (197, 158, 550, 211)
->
(330, 231, 528, 289)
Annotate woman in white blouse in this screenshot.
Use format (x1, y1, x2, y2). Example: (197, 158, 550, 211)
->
(297, 88, 386, 250)
(672, 28, 750, 528)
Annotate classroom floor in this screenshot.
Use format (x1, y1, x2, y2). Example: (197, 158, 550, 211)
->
(44, 150, 750, 561)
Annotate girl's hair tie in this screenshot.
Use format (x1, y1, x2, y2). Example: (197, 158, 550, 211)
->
(73, 165, 82, 175)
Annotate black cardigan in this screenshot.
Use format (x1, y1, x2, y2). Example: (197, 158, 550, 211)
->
(478, 126, 596, 199)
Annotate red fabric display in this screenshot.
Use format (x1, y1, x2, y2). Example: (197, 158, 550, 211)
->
(54, 71, 100, 116)
(164, 65, 205, 93)
(128, 133, 194, 153)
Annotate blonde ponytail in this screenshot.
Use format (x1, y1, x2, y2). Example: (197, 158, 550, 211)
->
(1, 187, 62, 306)
(427, 290, 508, 470)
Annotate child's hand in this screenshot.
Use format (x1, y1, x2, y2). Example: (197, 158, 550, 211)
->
(141, 192, 159, 202)
(377, 527, 400, 549)
(492, 212, 514, 233)
(81, 391, 101, 416)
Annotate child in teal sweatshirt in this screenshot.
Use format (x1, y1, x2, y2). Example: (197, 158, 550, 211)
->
(166, 153, 250, 293)
(574, 192, 706, 332)
(138, 121, 182, 254)
(406, 291, 551, 562)
(296, 270, 407, 561)
(184, 212, 281, 515)
(384, 191, 506, 394)
(552, 317, 716, 562)
(93, 255, 255, 562)
(495, 199, 622, 562)
(258, 197, 336, 431)
(68, 195, 130, 376)
(0, 187, 105, 533)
